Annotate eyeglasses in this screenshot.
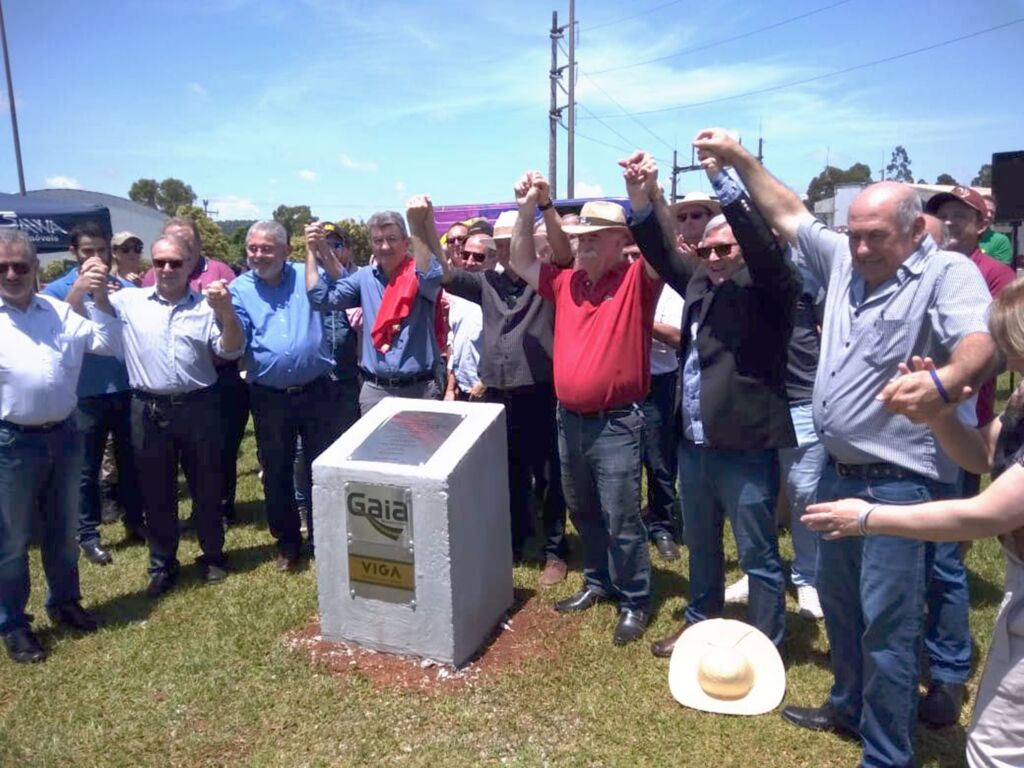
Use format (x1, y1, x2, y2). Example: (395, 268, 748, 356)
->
(464, 251, 488, 263)
(695, 243, 738, 259)
(246, 244, 278, 256)
(0, 262, 30, 276)
(677, 210, 710, 223)
(371, 236, 403, 248)
(153, 258, 185, 270)
(115, 243, 143, 255)
(448, 236, 467, 245)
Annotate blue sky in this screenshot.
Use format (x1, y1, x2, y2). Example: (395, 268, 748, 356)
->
(2, 0, 1022, 222)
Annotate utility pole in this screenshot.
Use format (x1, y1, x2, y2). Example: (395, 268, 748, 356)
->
(548, 12, 563, 197)
(669, 147, 701, 202)
(202, 199, 218, 218)
(566, 0, 576, 198)
(0, 0, 25, 194)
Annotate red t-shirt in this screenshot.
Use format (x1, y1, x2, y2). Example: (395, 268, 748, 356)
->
(537, 259, 662, 412)
(969, 248, 1015, 426)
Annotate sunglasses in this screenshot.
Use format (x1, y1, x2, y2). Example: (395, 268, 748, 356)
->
(115, 243, 143, 255)
(677, 211, 709, 223)
(0, 262, 31, 276)
(153, 258, 185, 270)
(695, 243, 738, 259)
(327, 239, 348, 249)
(448, 236, 467, 245)
(464, 252, 488, 263)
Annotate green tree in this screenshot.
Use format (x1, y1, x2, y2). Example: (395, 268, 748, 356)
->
(935, 173, 958, 186)
(885, 146, 913, 183)
(273, 204, 316, 240)
(223, 221, 255, 267)
(336, 218, 371, 267)
(805, 163, 873, 207)
(128, 178, 158, 209)
(157, 179, 197, 216)
(972, 163, 992, 187)
(174, 204, 231, 264)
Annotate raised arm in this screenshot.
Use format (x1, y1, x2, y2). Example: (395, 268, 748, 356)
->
(406, 195, 443, 277)
(693, 128, 810, 244)
(304, 222, 342, 292)
(531, 173, 573, 268)
(509, 172, 543, 290)
(204, 279, 245, 357)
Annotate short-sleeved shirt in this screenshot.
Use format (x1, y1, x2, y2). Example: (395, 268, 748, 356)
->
(797, 220, 992, 483)
(537, 258, 662, 413)
(446, 293, 482, 391)
(978, 228, 1014, 266)
(42, 268, 134, 398)
(650, 284, 684, 376)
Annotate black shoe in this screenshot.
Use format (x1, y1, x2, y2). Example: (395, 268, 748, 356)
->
(918, 682, 966, 728)
(146, 570, 177, 598)
(201, 561, 229, 583)
(46, 602, 99, 632)
(781, 703, 858, 739)
(554, 588, 607, 613)
(123, 522, 147, 545)
(613, 608, 649, 646)
(3, 627, 46, 664)
(653, 533, 680, 561)
(80, 540, 113, 566)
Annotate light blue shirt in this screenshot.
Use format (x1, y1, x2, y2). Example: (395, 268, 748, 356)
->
(0, 294, 121, 425)
(109, 287, 243, 395)
(446, 293, 482, 391)
(309, 256, 443, 377)
(680, 319, 705, 444)
(230, 262, 333, 389)
(42, 267, 134, 398)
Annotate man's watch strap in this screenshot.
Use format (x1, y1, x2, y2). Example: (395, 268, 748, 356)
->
(538, 200, 554, 211)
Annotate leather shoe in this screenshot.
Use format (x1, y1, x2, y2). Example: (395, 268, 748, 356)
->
(918, 682, 966, 728)
(275, 552, 301, 573)
(123, 522, 147, 545)
(539, 557, 568, 587)
(46, 602, 99, 632)
(80, 540, 112, 566)
(653, 533, 680, 561)
(3, 627, 46, 664)
(650, 622, 688, 658)
(782, 703, 858, 739)
(554, 588, 606, 613)
(146, 570, 177, 598)
(613, 608, 649, 646)
(201, 561, 229, 583)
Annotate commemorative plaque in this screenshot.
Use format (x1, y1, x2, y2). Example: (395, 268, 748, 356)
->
(349, 410, 465, 465)
(345, 481, 414, 605)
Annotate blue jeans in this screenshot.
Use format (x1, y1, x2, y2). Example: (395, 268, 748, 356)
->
(641, 371, 680, 541)
(678, 440, 786, 646)
(816, 462, 953, 768)
(75, 392, 143, 544)
(557, 404, 650, 611)
(779, 403, 825, 588)
(0, 420, 83, 634)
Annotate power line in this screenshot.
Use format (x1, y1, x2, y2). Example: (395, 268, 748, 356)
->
(579, 69, 675, 152)
(592, 0, 853, 75)
(575, 101, 641, 153)
(585, 17, 1024, 119)
(583, 0, 685, 33)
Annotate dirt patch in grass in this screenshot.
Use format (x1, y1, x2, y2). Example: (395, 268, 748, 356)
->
(284, 588, 573, 694)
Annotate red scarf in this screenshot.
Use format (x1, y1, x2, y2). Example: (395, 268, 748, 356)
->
(371, 257, 418, 353)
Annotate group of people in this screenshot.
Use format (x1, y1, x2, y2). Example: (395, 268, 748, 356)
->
(1, 126, 1020, 767)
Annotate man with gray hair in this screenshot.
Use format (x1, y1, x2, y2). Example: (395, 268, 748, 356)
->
(306, 198, 444, 413)
(691, 129, 996, 767)
(0, 229, 121, 663)
(231, 220, 338, 572)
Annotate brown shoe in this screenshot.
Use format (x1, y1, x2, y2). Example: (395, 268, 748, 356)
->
(650, 622, 688, 658)
(539, 557, 568, 587)
(275, 553, 300, 573)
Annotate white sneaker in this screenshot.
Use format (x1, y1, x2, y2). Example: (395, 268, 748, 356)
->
(724, 575, 749, 605)
(797, 585, 823, 620)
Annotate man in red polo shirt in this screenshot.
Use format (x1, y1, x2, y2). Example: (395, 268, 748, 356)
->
(510, 171, 663, 646)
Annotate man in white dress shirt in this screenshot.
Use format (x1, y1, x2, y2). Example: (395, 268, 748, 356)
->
(0, 229, 121, 663)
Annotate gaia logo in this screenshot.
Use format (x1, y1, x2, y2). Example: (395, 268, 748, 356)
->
(347, 491, 409, 540)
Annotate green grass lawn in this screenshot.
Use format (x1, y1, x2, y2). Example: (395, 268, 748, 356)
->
(0, 394, 1010, 767)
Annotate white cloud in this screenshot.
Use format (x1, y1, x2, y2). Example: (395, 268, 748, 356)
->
(208, 195, 261, 219)
(298, 169, 317, 182)
(574, 181, 605, 198)
(394, 181, 407, 198)
(188, 82, 209, 98)
(340, 153, 379, 172)
(45, 175, 80, 189)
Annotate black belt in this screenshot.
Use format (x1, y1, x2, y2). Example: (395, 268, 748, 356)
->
(0, 418, 69, 433)
(360, 369, 434, 388)
(565, 403, 637, 420)
(832, 459, 913, 481)
(251, 377, 324, 396)
(132, 386, 217, 407)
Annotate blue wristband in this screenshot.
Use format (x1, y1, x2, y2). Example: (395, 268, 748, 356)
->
(928, 368, 951, 404)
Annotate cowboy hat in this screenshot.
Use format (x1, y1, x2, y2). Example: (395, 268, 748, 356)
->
(560, 200, 629, 235)
(669, 192, 721, 218)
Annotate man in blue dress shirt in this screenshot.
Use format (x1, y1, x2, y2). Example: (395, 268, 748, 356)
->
(0, 229, 121, 663)
(230, 221, 338, 572)
(43, 221, 145, 566)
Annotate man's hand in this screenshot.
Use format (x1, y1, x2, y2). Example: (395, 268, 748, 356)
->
(468, 381, 487, 400)
(692, 128, 745, 167)
(514, 171, 541, 212)
(618, 150, 659, 209)
(406, 195, 434, 233)
(304, 222, 326, 259)
(876, 355, 972, 424)
(531, 173, 552, 207)
(204, 279, 233, 316)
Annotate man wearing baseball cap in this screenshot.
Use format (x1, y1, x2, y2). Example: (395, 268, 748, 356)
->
(110, 232, 144, 286)
(511, 173, 663, 646)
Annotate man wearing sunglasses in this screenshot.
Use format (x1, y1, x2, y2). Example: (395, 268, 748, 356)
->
(620, 147, 800, 660)
(43, 222, 144, 567)
(107, 234, 245, 597)
(1, 228, 122, 663)
(443, 233, 492, 403)
(111, 231, 144, 286)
